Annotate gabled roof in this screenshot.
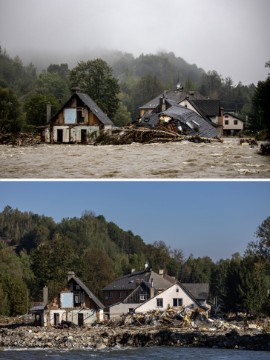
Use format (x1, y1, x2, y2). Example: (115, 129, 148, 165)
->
(134, 282, 204, 312)
(50, 91, 114, 126)
(140, 90, 207, 110)
(76, 92, 114, 126)
(103, 269, 172, 292)
(223, 112, 244, 122)
(69, 275, 105, 309)
(188, 99, 221, 117)
(182, 283, 209, 300)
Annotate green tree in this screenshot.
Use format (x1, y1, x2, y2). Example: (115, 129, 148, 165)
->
(69, 59, 120, 119)
(47, 63, 70, 80)
(200, 70, 222, 99)
(130, 75, 164, 119)
(0, 247, 29, 315)
(180, 255, 214, 283)
(245, 216, 270, 260)
(113, 101, 131, 126)
(78, 248, 115, 299)
(30, 235, 78, 300)
(24, 93, 59, 127)
(0, 87, 23, 132)
(35, 71, 70, 103)
(251, 64, 270, 134)
(209, 258, 230, 304)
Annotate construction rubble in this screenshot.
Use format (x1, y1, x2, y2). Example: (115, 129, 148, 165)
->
(119, 307, 266, 333)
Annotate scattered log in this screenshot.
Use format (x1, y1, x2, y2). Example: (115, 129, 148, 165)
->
(95, 127, 223, 145)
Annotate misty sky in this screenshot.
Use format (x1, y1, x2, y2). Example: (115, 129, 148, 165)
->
(1, 180, 269, 262)
(0, 0, 269, 85)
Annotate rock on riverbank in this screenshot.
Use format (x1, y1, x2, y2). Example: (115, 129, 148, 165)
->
(0, 326, 270, 351)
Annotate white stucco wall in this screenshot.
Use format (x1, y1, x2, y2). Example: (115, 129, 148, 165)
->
(135, 284, 198, 313)
(45, 308, 102, 326)
(51, 126, 99, 143)
(223, 114, 244, 130)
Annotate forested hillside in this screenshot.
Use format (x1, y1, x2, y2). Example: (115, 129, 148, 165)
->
(0, 206, 269, 318)
(0, 46, 259, 132)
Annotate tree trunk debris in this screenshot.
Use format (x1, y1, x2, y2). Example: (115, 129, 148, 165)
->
(0, 132, 41, 146)
(95, 127, 223, 145)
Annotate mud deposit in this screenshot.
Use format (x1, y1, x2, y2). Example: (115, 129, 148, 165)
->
(1, 138, 269, 179)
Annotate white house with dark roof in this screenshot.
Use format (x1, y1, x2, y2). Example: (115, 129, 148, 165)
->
(103, 267, 209, 319)
(134, 283, 205, 314)
(39, 89, 114, 144)
(222, 112, 244, 136)
(179, 98, 223, 127)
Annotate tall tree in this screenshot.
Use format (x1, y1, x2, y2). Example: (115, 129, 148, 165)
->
(69, 59, 120, 119)
(251, 63, 270, 134)
(0, 87, 23, 133)
(24, 93, 59, 127)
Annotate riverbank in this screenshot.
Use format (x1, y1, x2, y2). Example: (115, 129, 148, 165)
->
(0, 325, 269, 351)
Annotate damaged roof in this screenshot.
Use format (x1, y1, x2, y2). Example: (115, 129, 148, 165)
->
(69, 275, 105, 309)
(140, 104, 219, 138)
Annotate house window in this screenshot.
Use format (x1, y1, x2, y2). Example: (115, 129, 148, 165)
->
(173, 298, 183, 307)
(225, 115, 229, 118)
(140, 294, 146, 301)
(225, 120, 229, 125)
(74, 294, 80, 306)
(156, 298, 163, 307)
(77, 109, 84, 123)
(234, 120, 238, 125)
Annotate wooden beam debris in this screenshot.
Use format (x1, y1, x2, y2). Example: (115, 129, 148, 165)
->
(94, 127, 223, 146)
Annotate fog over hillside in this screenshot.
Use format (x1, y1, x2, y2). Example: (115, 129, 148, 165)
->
(1, 0, 269, 85)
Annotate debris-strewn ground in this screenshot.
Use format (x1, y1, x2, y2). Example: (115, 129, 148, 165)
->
(0, 313, 270, 350)
(0, 132, 41, 146)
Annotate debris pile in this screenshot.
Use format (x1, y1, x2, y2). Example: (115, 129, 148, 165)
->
(260, 140, 270, 155)
(119, 308, 265, 334)
(239, 138, 258, 147)
(95, 127, 222, 145)
(121, 307, 209, 329)
(0, 132, 41, 146)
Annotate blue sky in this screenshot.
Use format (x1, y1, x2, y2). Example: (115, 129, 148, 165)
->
(0, 181, 269, 262)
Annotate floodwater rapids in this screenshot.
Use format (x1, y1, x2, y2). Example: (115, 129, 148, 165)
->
(0, 138, 269, 179)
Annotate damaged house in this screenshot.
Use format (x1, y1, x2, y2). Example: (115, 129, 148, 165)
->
(40, 89, 114, 144)
(102, 266, 209, 319)
(138, 86, 222, 138)
(30, 271, 104, 327)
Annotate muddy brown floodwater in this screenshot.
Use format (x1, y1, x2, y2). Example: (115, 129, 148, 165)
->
(0, 138, 270, 179)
